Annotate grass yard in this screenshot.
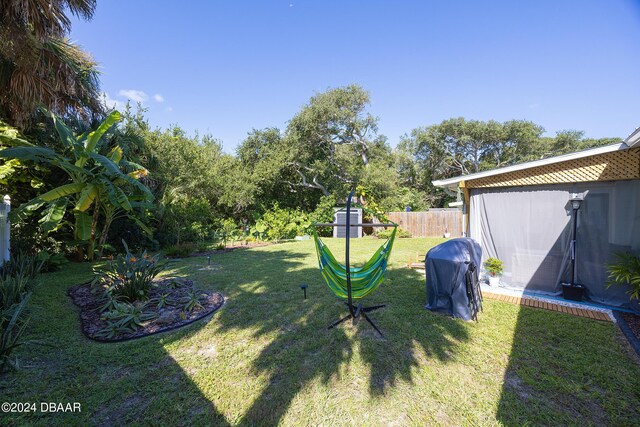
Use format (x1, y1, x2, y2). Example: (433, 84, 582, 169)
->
(1, 237, 639, 426)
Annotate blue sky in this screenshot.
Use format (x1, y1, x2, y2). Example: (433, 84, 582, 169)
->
(71, 0, 640, 152)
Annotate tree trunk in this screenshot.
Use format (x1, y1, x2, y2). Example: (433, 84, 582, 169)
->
(87, 200, 100, 261)
(97, 215, 113, 258)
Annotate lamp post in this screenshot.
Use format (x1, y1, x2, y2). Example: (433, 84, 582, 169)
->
(569, 193, 583, 287)
(562, 192, 586, 301)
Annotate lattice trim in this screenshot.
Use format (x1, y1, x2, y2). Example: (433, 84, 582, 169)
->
(467, 148, 640, 188)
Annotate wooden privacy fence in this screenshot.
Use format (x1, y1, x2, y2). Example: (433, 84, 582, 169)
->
(381, 209, 462, 238)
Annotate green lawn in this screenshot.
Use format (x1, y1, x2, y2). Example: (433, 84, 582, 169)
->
(1, 237, 639, 426)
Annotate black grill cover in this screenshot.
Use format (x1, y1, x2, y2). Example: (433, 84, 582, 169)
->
(425, 238, 482, 320)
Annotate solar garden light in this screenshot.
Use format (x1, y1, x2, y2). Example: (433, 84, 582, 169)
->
(300, 284, 308, 300)
(563, 193, 585, 301)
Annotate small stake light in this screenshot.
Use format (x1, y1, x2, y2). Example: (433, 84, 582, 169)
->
(300, 284, 308, 300)
(207, 256, 211, 265)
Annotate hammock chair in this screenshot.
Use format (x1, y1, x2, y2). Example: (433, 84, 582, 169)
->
(312, 191, 398, 336)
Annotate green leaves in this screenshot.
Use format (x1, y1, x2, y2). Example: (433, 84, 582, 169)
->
(74, 211, 92, 240)
(107, 145, 123, 164)
(38, 198, 67, 232)
(85, 111, 121, 154)
(607, 252, 640, 300)
(89, 152, 123, 176)
(2, 111, 153, 250)
(76, 184, 98, 212)
(99, 178, 132, 211)
(51, 113, 77, 150)
(39, 183, 85, 202)
(0, 146, 62, 164)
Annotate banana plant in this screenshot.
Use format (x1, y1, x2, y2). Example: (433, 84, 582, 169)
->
(0, 111, 153, 259)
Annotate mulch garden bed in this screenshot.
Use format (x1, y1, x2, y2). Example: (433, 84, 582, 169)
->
(621, 312, 640, 341)
(615, 310, 640, 358)
(68, 278, 224, 343)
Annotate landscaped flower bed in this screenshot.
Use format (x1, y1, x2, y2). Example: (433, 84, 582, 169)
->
(69, 278, 223, 342)
(67, 242, 224, 342)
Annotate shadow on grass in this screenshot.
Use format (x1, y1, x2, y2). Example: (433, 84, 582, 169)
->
(2, 244, 471, 426)
(0, 262, 231, 427)
(170, 247, 470, 426)
(495, 304, 640, 426)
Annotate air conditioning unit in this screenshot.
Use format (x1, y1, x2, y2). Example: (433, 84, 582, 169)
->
(333, 208, 362, 238)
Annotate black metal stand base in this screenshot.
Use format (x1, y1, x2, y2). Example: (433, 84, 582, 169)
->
(328, 302, 386, 337)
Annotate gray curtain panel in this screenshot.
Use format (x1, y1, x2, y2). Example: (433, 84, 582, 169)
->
(470, 181, 640, 308)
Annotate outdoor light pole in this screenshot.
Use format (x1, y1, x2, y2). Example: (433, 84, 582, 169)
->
(569, 193, 583, 287)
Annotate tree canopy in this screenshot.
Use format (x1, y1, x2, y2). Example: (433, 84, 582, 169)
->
(0, 0, 101, 127)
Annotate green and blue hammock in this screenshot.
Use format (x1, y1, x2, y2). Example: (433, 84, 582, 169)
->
(311, 203, 398, 300)
(312, 226, 397, 299)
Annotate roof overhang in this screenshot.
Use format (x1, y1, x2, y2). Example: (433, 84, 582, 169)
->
(625, 127, 640, 148)
(432, 142, 628, 191)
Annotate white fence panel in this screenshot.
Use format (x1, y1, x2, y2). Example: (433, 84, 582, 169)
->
(0, 195, 10, 266)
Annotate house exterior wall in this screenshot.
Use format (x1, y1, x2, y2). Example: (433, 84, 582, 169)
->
(465, 148, 640, 189)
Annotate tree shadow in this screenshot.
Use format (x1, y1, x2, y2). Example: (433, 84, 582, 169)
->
(0, 262, 232, 426)
(168, 246, 470, 425)
(494, 305, 640, 426)
(483, 188, 640, 425)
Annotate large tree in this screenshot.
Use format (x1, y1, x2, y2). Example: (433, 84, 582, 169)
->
(0, 0, 101, 127)
(236, 85, 418, 212)
(400, 117, 622, 208)
(283, 84, 381, 195)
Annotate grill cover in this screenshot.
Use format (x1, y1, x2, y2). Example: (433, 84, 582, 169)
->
(425, 238, 482, 320)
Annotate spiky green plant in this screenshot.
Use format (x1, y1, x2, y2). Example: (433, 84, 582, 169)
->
(607, 252, 640, 300)
(182, 290, 206, 312)
(97, 301, 158, 339)
(93, 241, 167, 302)
(0, 253, 42, 372)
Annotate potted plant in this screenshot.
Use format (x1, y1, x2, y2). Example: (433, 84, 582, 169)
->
(484, 257, 504, 286)
(606, 251, 640, 314)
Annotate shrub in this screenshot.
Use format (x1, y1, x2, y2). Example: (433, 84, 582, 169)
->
(36, 251, 68, 272)
(164, 242, 196, 258)
(0, 252, 44, 282)
(376, 227, 411, 239)
(249, 221, 267, 241)
(257, 203, 310, 241)
(309, 195, 337, 237)
(181, 289, 206, 312)
(607, 251, 640, 300)
(0, 253, 42, 372)
(196, 241, 209, 252)
(158, 196, 217, 246)
(215, 218, 241, 248)
(93, 241, 167, 302)
(484, 257, 504, 277)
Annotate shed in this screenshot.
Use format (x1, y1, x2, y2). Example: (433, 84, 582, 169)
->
(433, 128, 640, 308)
(333, 207, 362, 238)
